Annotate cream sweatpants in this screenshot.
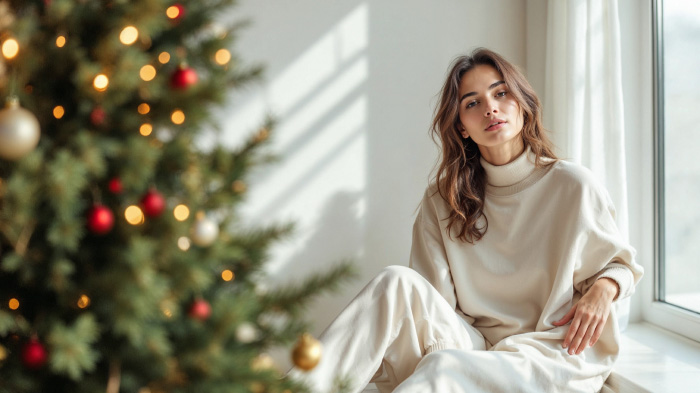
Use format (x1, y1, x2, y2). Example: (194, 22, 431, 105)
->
(290, 265, 487, 393)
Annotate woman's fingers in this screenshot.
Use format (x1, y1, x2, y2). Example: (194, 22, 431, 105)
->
(563, 304, 609, 354)
(553, 304, 577, 326)
(575, 318, 598, 354)
(588, 315, 608, 347)
(562, 312, 582, 349)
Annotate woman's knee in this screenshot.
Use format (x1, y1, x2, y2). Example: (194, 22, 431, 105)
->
(377, 265, 422, 285)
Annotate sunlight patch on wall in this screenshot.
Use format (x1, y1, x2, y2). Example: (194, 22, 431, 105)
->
(219, 3, 370, 277)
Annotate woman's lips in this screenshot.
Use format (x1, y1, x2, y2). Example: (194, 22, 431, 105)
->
(485, 121, 506, 131)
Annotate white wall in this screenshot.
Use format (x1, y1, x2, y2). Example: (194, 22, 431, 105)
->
(215, 0, 528, 348)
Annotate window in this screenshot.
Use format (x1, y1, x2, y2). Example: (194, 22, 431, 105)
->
(652, 0, 700, 341)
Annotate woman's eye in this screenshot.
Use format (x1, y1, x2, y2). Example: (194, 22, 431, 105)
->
(466, 101, 477, 109)
(496, 91, 507, 97)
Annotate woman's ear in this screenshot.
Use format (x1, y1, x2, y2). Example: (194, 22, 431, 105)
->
(458, 125, 469, 139)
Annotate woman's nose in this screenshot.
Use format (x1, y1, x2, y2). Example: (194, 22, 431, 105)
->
(484, 98, 498, 116)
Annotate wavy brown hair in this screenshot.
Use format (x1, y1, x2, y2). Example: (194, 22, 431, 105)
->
(431, 48, 557, 243)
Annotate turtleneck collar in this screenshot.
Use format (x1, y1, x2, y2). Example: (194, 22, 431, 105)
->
(480, 146, 536, 187)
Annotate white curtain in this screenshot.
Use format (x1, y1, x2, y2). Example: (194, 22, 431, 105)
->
(543, 0, 632, 329)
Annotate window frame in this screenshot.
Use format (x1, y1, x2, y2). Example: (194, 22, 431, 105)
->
(644, 0, 700, 342)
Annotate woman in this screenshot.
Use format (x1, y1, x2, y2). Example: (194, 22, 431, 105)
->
(291, 48, 643, 393)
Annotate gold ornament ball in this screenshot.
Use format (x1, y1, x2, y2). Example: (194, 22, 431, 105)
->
(0, 97, 41, 161)
(292, 333, 322, 371)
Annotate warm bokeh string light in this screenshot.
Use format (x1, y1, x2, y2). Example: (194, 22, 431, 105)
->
(1, 38, 18, 59)
(53, 106, 65, 119)
(56, 35, 66, 48)
(221, 270, 234, 282)
(93, 74, 109, 91)
(138, 103, 150, 115)
(173, 204, 190, 221)
(140, 123, 153, 136)
(177, 236, 191, 251)
(77, 295, 91, 309)
(140, 65, 157, 81)
(125, 205, 145, 225)
(171, 110, 185, 125)
(8, 298, 19, 310)
(119, 26, 139, 45)
(158, 52, 170, 64)
(215, 49, 231, 65)
(166, 6, 181, 19)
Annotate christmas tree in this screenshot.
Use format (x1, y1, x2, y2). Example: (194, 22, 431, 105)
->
(0, 1, 354, 392)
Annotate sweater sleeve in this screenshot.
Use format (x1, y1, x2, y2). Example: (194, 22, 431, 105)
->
(574, 180, 644, 301)
(409, 188, 458, 310)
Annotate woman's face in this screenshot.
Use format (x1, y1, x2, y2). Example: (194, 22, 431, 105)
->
(457, 64, 524, 152)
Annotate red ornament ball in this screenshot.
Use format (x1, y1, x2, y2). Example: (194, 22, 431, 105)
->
(170, 65, 198, 90)
(90, 106, 106, 126)
(108, 177, 123, 194)
(22, 339, 48, 369)
(141, 189, 166, 217)
(188, 299, 211, 321)
(87, 205, 114, 235)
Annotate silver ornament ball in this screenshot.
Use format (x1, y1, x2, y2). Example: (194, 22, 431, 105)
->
(190, 215, 219, 246)
(0, 97, 41, 161)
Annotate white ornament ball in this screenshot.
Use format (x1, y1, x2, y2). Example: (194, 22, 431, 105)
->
(190, 216, 219, 246)
(236, 322, 259, 343)
(0, 97, 40, 161)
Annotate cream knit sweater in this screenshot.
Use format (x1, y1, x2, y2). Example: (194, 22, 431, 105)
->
(410, 148, 643, 353)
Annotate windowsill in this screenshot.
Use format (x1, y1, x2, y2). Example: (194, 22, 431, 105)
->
(607, 322, 700, 393)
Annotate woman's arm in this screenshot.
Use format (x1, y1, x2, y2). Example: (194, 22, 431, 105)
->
(409, 188, 459, 310)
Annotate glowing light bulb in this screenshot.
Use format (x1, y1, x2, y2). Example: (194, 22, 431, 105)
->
(140, 65, 157, 81)
(1, 38, 18, 59)
(56, 35, 66, 48)
(119, 26, 139, 45)
(53, 105, 65, 119)
(8, 298, 19, 310)
(138, 103, 150, 114)
(93, 74, 109, 91)
(140, 123, 153, 136)
(214, 49, 231, 65)
(171, 110, 185, 125)
(125, 205, 145, 225)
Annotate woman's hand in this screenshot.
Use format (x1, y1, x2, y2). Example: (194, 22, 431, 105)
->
(552, 278, 619, 355)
